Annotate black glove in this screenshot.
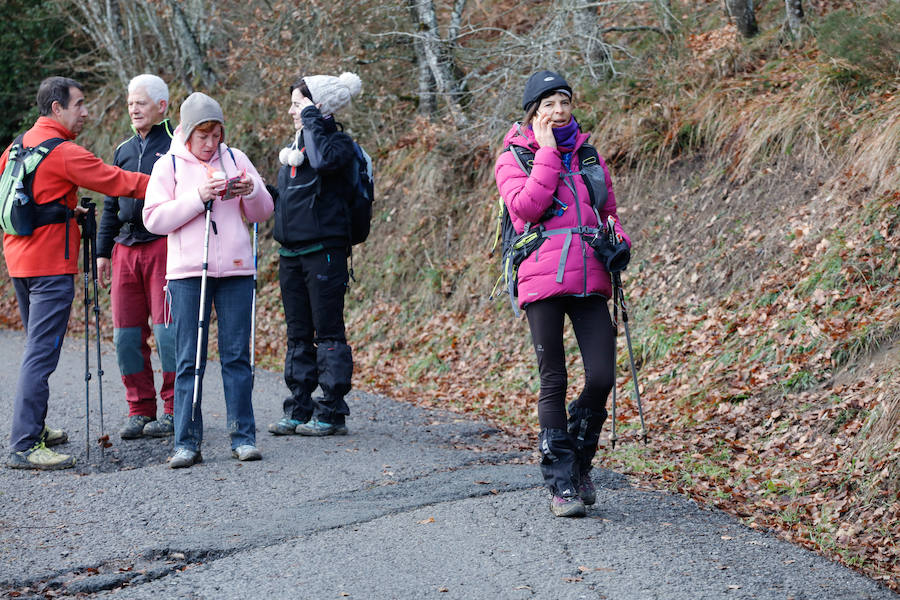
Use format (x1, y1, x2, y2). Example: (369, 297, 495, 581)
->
(591, 236, 630, 274)
(266, 183, 279, 203)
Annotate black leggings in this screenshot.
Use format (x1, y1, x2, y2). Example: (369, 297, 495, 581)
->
(525, 295, 616, 430)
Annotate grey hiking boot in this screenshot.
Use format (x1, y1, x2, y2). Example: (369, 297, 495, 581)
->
(295, 418, 348, 436)
(169, 448, 202, 469)
(267, 417, 303, 436)
(231, 445, 262, 461)
(41, 425, 69, 447)
(120, 415, 154, 440)
(549, 492, 586, 518)
(143, 413, 174, 437)
(7, 442, 76, 470)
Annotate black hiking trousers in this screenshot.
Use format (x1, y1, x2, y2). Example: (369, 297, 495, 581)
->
(525, 295, 615, 430)
(278, 247, 353, 424)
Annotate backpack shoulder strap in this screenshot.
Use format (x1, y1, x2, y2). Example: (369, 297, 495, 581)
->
(577, 143, 599, 166)
(19, 137, 66, 191)
(507, 144, 534, 175)
(37, 137, 66, 155)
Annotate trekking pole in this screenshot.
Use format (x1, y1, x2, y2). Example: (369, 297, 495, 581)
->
(250, 222, 258, 390)
(191, 199, 214, 421)
(81, 203, 92, 462)
(613, 272, 648, 444)
(81, 198, 109, 455)
(606, 216, 647, 445)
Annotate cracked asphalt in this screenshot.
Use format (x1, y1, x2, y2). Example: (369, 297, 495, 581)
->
(0, 327, 896, 599)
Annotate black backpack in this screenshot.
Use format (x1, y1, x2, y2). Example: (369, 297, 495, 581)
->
(490, 142, 608, 316)
(347, 141, 374, 245)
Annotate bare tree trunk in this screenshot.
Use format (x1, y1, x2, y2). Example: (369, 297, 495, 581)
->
(411, 34, 437, 115)
(571, 0, 606, 68)
(725, 0, 759, 38)
(658, 0, 674, 32)
(55, 0, 218, 90)
(784, 0, 805, 39)
(168, 0, 217, 88)
(407, 0, 467, 125)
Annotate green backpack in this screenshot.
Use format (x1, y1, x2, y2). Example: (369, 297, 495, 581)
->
(0, 135, 68, 236)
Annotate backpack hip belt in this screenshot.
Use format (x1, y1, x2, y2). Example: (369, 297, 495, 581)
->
(540, 225, 602, 284)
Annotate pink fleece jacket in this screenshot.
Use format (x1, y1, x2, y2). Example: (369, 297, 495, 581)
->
(494, 122, 630, 308)
(143, 126, 273, 280)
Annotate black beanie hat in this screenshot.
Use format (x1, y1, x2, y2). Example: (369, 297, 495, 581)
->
(521, 70, 572, 111)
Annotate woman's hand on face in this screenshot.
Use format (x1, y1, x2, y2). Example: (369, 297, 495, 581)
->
(532, 112, 556, 148)
(297, 95, 317, 110)
(199, 177, 226, 203)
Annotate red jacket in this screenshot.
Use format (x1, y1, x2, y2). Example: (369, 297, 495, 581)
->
(1, 117, 149, 277)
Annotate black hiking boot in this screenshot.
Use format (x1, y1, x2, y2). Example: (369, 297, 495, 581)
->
(568, 403, 607, 508)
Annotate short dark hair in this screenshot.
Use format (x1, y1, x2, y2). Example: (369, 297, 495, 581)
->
(37, 77, 83, 116)
(289, 77, 313, 101)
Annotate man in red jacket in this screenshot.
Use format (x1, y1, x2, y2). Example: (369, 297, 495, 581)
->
(2, 76, 150, 470)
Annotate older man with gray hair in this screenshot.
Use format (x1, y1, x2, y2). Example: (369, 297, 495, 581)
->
(96, 74, 177, 440)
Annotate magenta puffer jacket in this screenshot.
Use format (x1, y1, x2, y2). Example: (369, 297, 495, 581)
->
(494, 122, 630, 309)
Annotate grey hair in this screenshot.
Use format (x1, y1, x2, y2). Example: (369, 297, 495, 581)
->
(128, 74, 169, 104)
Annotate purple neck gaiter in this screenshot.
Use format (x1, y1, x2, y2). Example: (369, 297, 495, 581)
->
(553, 117, 579, 152)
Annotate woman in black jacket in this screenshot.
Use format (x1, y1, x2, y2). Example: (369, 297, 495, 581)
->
(269, 72, 362, 437)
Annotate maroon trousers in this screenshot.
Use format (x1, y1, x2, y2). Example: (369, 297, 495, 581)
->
(110, 237, 175, 417)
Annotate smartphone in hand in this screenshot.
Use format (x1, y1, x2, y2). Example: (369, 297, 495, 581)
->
(220, 176, 242, 200)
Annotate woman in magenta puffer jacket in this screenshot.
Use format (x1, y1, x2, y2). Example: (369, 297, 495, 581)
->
(494, 70, 631, 518)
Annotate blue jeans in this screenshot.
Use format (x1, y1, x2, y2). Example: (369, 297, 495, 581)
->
(10, 275, 74, 452)
(167, 276, 256, 452)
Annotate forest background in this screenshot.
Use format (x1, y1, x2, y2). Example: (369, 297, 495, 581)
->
(0, 0, 898, 590)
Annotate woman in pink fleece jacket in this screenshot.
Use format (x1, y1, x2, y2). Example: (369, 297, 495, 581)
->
(143, 92, 273, 469)
(494, 70, 632, 518)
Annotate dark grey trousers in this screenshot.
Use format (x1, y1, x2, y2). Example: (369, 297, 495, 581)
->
(10, 275, 74, 452)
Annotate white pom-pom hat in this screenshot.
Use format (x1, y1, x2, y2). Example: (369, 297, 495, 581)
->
(303, 72, 362, 116)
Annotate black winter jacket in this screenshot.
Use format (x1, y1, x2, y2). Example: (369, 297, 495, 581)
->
(273, 107, 355, 251)
(97, 119, 174, 258)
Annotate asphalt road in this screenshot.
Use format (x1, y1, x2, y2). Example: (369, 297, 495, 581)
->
(0, 327, 896, 599)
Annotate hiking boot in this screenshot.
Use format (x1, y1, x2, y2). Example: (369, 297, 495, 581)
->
(169, 448, 202, 469)
(267, 417, 303, 436)
(143, 413, 174, 437)
(579, 476, 597, 506)
(550, 492, 586, 518)
(120, 415, 154, 440)
(41, 425, 69, 447)
(295, 418, 348, 436)
(231, 444, 262, 461)
(7, 442, 75, 470)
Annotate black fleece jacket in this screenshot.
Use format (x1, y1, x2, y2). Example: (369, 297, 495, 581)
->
(273, 106, 355, 251)
(97, 119, 174, 258)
